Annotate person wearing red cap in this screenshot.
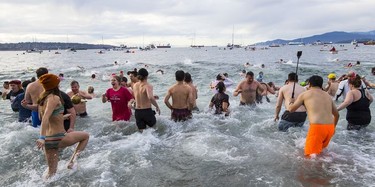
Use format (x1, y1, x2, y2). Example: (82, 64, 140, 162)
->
(36, 74, 89, 179)
(6, 80, 24, 112)
(335, 71, 366, 101)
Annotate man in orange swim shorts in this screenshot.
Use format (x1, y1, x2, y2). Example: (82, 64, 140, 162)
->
(288, 75, 339, 156)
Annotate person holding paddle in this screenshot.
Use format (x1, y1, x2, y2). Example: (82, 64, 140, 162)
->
(274, 72, 307, 131)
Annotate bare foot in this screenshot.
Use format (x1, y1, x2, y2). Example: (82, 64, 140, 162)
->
(67, 151, 80, 169)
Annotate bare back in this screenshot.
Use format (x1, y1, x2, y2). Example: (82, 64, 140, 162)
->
(187, 83, 198, 107)
(279, 83, 306, 112)
(133, 82, 152, 109)
(298, 88, 336, 124)
(327, 82, 339, 97)
(25, 81, 44, 105)
(168, 83, 192, 109)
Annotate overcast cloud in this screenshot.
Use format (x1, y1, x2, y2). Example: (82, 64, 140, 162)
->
(0, 0, 374, 46)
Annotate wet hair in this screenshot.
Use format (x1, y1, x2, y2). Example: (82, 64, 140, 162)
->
(308, 75, 323, 88)
(22, 80, 31, 89)
(91, 74, 96, 79)
(288, 72, 298, 82)
(88, 86, 94, 94)
(121, 76, 128, 83)
(184, 72, 192, 83)
(59, 73, 64, 77)
(267, 82, 274, 87)
(223, 73, 228, 77)
(216, 81, 225, 93)
(127, 68, 138, 76)
(30, 77, 36, 82)
(175, 70, 185, 81)
(36, 67, 48, 78)
(246, 71, 254, 77)
(113, 75, 121, 83)
(70, 80, 79, 86)
(4, 81, 9, 85)
(216, 74, 223, 81)
(348, 74, 362, 88)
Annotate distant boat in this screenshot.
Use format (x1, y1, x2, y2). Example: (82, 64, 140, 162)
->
(191, 45, 205, 48)
(351, 40, 358, 45)
(364, 40, 375, 45)
(288, 41, 304, 45)
(269, 43, 280, 47)
(113, 44, 138, 51)
(156, 44, 171, 48)
(66, 48, 77, 52)
(26, 48, 43, 53)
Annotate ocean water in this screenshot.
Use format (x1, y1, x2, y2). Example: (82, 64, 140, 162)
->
(0, 45, 374, 186)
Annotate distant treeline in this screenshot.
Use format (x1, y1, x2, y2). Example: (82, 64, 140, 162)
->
(0, 42, 116, 51)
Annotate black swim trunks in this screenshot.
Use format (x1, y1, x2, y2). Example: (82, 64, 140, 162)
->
(239, 101, 256, 108)
(281, 110, 307, 123)
(77, 112, 88, 117)
(135, 108, 156, 130)
(171, 108, 192, 122)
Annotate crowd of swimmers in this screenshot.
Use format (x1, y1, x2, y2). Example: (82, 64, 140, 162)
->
(1, 65, 375, 178)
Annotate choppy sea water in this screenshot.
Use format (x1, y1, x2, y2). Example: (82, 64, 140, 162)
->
(0, 45, 374, 186)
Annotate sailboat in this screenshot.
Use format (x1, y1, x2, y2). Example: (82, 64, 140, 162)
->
(26, 37, 43, 53)
(97, 36, 106, 54)
(190, 32, 204, 48)
(65, 35, 77, 52)
(227, 25, 241, 49)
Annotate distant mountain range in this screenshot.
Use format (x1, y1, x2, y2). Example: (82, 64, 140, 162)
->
(256, 30, 375, 45)
(0, 42, 115, 51)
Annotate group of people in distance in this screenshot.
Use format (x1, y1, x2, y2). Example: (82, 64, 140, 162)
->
(1, 64, 375, 178)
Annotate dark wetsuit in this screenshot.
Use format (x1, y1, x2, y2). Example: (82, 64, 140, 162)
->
(346, 89, 371, 130)
(171, 108, 191, 122)
(211, 92, 229, 115)
(135, 108, 156, 129)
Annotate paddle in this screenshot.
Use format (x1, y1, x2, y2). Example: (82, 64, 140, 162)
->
(291, 51, 302, 99)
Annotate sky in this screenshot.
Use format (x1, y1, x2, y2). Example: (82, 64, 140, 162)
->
(0, 0, 374, 47)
